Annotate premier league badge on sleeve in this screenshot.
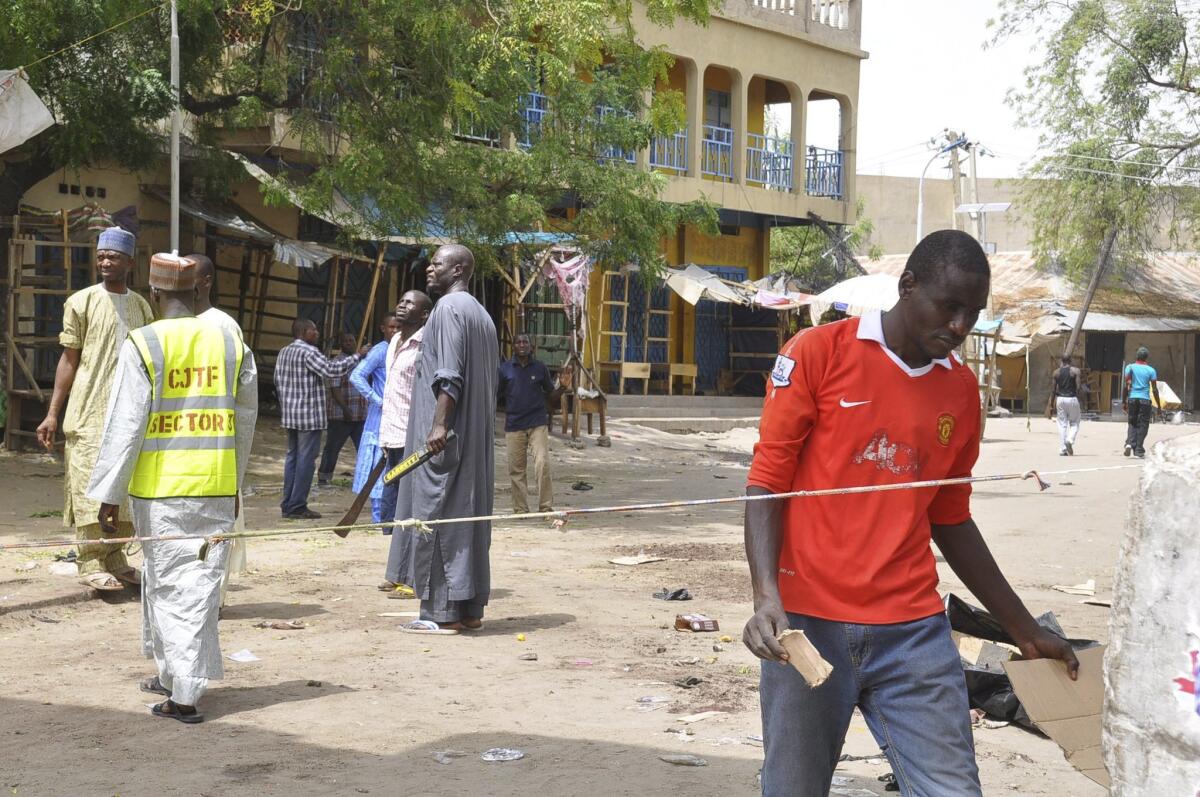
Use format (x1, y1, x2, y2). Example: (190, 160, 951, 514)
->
(770, 354, 796, 388)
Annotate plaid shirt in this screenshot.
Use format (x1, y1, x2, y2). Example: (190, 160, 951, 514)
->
(326, 353, 368, 422)
(274, 338, 360, 430)
(378, 327, 423, 449)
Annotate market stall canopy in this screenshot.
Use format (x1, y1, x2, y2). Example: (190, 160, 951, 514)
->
(143, 187, 364, 269)
(662, 265, 813, 309)
(808, 273, 899, 325)
(0, 70, 53, 155)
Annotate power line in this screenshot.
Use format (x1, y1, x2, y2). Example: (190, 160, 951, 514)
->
(19, 2, 166, 71)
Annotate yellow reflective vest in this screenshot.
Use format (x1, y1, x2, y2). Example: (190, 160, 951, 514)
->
(127, 317, 243, 499)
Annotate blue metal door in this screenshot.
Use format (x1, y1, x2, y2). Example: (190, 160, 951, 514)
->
(694, 266, 748, 393)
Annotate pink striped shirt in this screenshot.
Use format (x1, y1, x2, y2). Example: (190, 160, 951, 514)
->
(378, 327, 423, 449)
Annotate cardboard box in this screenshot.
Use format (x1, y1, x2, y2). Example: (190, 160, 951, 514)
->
(1004, 645, 1109, 788)
(675, 614, 719, 632)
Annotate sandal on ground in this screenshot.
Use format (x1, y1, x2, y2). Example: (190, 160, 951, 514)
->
(114, 569, 141, 587)
(399, 620, 459, 636)
(80, 572, 124, 592)
(377, 580, 397, 592)
(150, 700, 203, 724)
(386, 584, 416, 599)
(140, 676, 171, 697)
(460, 618, 483, 631)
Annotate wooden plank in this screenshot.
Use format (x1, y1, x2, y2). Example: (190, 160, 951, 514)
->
(356, 248, 386, 349)
(251, 254, 274, 352)
(4, 331, 46, 402)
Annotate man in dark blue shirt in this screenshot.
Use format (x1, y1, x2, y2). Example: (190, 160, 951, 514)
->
(498, 335, 566, 513)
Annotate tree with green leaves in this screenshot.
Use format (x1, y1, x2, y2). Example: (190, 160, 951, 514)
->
(994, 0, 1200, 352)
(2, 0, 719, 272)
(768, 200, 880, 293)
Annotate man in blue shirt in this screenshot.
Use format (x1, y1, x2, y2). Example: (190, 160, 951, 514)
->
(498, 335, 566, 513)
(1123, 346, 1160, 458)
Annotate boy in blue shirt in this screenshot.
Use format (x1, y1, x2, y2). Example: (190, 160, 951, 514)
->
(1123, 346, 1160, 458)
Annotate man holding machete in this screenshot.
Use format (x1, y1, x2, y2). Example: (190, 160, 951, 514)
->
(384, 245, 497, 634)
(743, 230, 1079, 796)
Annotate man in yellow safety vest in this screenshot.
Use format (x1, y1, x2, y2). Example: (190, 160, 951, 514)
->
(88, 253, 258, 724)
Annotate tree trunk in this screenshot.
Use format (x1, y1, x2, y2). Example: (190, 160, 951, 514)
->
(1063, 226, 1118, 359)
(805, 211, 867, 280)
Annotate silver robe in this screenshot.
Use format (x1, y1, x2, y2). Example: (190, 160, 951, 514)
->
(385, 291, 497, 611)
(87, 337, 257, 685)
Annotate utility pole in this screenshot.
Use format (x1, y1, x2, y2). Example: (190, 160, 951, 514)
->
(916, 130, 966, 244)
(169, 0, 181, 254)
(947, 130, 965, 232)
(1064, 226, 1119, 358)
(969, 146, 983, 241)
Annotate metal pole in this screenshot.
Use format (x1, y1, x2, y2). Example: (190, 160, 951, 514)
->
(916, 149, 940, 243)
(169, 0, 181, 254)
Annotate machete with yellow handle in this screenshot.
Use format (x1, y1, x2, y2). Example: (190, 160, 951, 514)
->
(332, 429, 457, 538)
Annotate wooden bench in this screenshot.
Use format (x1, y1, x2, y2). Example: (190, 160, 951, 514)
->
(619, 362, 651, 395)
(668, 363, 698, 395)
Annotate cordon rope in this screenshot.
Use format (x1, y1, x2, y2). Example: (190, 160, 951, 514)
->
(0, 463, 1142, 553)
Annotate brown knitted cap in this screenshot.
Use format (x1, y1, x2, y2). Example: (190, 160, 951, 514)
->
(149, 253, 196, 291)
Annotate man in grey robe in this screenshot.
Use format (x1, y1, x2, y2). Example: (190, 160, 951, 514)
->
(385, 244, 497, 631)
(88, 253, 257, 722)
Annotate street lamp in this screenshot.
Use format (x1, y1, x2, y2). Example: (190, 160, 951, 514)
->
(916, 135, 965, 244)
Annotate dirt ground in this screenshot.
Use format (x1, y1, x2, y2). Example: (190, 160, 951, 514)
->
(0, 414, 1195, 797)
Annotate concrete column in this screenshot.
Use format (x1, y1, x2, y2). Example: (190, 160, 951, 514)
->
(1104, 433, 1200, 794)
(685, 61, 705, 179)
(731, 68, 747, 185)
(789, 85, 807, 196)
(840, 96, 856, 210)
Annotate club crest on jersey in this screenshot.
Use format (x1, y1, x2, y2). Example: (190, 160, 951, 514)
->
(936, 413, 955, 446)
(771, 354, 796, 388)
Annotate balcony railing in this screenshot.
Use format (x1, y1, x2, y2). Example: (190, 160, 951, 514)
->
(746, 133, 793, 191)
(750, 0, 852, 30)
(517, 92, 549, 150)
(650, 130, 688, 174)
(454, 121, 500, 147)
(806, 146, 844, 199)
(701, 125, 734, 180)
(595, 105, 636, 164)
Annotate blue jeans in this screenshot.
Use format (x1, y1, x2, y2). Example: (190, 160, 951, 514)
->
(760, 612, 981, 797)
(379, 447, 404, 534)
(281, 429, 322, 515)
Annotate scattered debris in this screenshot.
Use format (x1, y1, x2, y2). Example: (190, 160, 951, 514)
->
(719, 635, 732, 643)
(675, 614, 719, 632)
(673, 656, 701, 666)
(674, 676, 703, 689)
(227, 649, 261, 663)
(17, 561, 38, 571)
(29, 510, 62, 518)
(481, 748, 525, 762)
(659, 754, 707, 767)
(1051, 579, 1096, 597)
(433, 750, 468, 765)
(574, 658, 593, 667)
(518, 652, 538, 661)
(48, 561, 78, 577)
(838, 753, 887, 763)
(254, 620, 306, 630)
(712, 644, 723, 653)
(609, 552, 667, 566)
(677, 711, 725, 724)
(1081, 598, 1113, 608)
(880, 772, 899, 791)
(510, 551, 534, 558)
(778, 629, 834, 687)
(637, 696, 670, 704)
(664, 728, 694, 742)
(30, 614, 59, 624)
(745, 734, 763, 747)
(516, 633, 527, 642)
(652, 587, 692, 601)
(378, 612, 418, 618)
(571, 481, 594, 491)
(306, 680, 323, 687)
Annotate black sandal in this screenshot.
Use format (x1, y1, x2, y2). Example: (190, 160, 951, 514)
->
(139, 676, 171, 697)
(150, 700, 203, 724)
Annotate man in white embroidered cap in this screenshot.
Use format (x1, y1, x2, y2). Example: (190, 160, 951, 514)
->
(37, 226, 154, 593)
(87, 253, 258, 724)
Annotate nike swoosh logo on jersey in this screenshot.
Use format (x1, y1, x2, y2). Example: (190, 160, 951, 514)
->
(839, 399, 871, 408)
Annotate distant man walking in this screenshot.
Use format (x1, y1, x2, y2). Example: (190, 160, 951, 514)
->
(1052, 353, 1082, 456)
(498, 334, 566, 513)
(318, 333, 368, 485)
(275, 319, 362, 519)
(743, 231, 1078, 796)
(1123, 346, 1160, 458)
(385, 246, 497, 632)
(37, 227, 154, 592)
(88, 253, 257, 724)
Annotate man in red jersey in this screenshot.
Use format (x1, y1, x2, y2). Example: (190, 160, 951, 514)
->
(743, 230, 1079, 796)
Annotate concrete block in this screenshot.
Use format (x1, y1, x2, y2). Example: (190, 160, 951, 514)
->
(1104, 434, 1200, 795)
